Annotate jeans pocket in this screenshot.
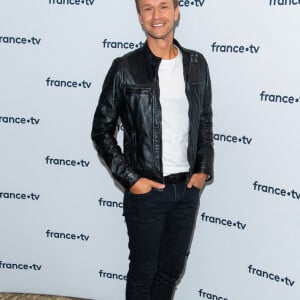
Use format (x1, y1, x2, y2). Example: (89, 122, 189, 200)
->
(123, 189, 156, 219)
(129, 188, 154, 198)
(191, 185, 201, 191)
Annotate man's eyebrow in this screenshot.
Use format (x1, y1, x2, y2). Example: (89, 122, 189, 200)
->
(141, 3, 152, 7)
(141, 1, 169, 7)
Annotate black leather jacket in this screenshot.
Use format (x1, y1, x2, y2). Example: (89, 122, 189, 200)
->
(91, 40, 214, 190)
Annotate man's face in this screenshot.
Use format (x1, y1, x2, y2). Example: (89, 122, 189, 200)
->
(137, 0, 179, 42)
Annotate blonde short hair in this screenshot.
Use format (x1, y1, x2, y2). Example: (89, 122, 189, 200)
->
(135, 0, 179, 13)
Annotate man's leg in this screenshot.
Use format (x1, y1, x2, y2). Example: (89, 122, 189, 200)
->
(123, 187, 174, 300)
(151, 182, 200, 299)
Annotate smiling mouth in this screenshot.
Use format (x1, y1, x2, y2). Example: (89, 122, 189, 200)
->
(152, 23, 164, 27)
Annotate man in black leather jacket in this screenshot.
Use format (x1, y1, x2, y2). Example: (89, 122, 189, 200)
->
(91, 0, 213, 299)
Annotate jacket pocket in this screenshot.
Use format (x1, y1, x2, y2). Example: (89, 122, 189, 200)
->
(124, 85, 152, 96)
(124, 132, 137, 165)
(191, 80, 205, 86)
(122, 85, 153, 129)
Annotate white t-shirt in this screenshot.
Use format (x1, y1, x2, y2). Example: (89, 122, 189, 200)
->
(158, 48, 190, 176)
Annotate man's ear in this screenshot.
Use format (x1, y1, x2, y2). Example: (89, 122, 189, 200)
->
(138, 14, 143, 25)
(175, 6, 180, 22)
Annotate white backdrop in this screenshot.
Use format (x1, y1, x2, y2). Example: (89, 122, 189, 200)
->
(0, 1, 299, 299)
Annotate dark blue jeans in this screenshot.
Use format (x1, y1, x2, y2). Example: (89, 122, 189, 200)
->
(123, 181, 200, 300)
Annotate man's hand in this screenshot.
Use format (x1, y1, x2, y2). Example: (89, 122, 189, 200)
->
(187, 173, 208, 189)
(130, 178, 165, 194)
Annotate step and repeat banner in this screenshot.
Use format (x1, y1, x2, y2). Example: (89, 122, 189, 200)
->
(0, 1, 299, 299)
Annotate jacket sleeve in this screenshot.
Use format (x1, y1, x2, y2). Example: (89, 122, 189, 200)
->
(193, 58, 214, 181)
(91, 59, 141, 190)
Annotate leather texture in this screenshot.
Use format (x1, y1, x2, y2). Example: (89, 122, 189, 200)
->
(91, 40, 214, 190)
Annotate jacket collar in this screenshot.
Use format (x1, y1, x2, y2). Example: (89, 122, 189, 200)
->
(143, 38, 190, 67)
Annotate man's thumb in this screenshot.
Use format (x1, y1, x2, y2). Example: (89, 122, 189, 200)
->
(151, 180, 165, 189)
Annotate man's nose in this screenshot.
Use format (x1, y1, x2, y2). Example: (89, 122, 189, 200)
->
(152, 7, 161, 19)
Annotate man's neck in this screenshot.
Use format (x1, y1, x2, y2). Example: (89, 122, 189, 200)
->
(147, 36, 178, 60)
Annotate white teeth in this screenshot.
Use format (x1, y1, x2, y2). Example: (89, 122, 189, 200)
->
(152, 23, 163, 27)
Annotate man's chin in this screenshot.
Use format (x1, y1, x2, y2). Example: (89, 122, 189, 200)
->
(146, 32, 174, 41)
